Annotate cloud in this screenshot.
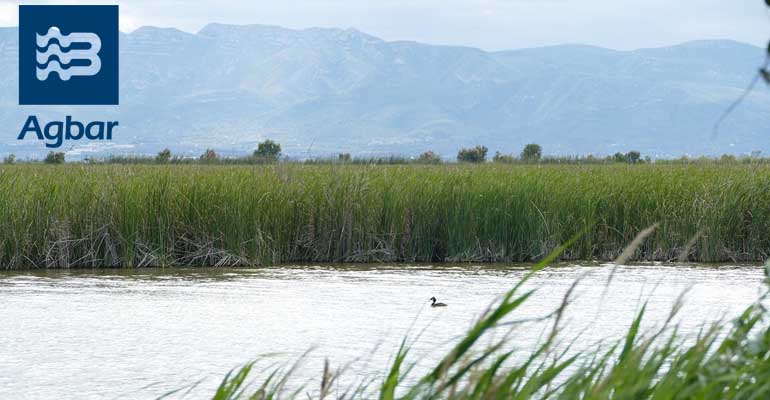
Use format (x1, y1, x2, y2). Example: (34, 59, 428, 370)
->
(0, 2, 16, 26)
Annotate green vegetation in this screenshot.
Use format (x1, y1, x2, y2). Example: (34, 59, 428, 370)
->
(253, 139, 282, 162)
(520, 143, 543, 162)
(0, 163, 768, 268)
(492, 151, 516, 164)
(44, 151, 65, 164)
(200, 148, 219, 163)
(156, 148, 172, 164)
(625, 151, 641, 164)
(417, 151, 441, 164)
(209, 259, 770, 399)
(457, 146, 489, 163)
(304, 155, 417, 165)
(14, 141, 770, 166)
(493, 147, 652, 165)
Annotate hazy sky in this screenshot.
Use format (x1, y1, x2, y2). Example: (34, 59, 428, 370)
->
(0, 0, 767, 50)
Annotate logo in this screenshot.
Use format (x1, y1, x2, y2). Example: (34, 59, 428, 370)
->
(17, 5, 120, 148)
(19, 5, 119, 105)
(36, 27, 102, 81)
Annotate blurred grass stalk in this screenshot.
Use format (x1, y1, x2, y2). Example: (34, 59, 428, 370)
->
(0, 163, 768, 268)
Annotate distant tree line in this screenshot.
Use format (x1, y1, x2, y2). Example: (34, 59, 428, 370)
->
(2, 140, 770, 165)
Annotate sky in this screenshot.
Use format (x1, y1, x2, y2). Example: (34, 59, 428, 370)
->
(0, 0, 768, 51)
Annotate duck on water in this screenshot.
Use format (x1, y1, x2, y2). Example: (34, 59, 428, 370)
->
(430, 297, 447, 307)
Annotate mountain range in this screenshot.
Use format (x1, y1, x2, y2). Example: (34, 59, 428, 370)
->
(0, 24, 768, 159)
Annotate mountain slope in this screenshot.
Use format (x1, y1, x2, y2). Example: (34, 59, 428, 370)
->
(1, 25, 768, 158)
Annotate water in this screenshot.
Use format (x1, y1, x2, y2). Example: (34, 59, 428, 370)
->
(0, 264, 765, 399)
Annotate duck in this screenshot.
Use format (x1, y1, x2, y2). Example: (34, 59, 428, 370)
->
(430, 297, 448, 307)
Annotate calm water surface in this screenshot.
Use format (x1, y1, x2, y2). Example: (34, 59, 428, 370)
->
(0, 264, 765, 399)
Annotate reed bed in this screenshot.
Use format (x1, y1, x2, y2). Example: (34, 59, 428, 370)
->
(0, 163, 768, 268)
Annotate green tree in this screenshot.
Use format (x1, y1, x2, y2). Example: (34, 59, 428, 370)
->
(156, 149, 172, 164)
(625, 151, 641, 164)
(253, 139, 282, 161)
(457, 145, 488, 163)
(3, 154, 15, 164)
(417, 151, 441, 164)
(44, 151, 65, 164)
(492, 151, 516, 164)
(613, 152, 627, 163)
(200, 149, 218, 163)
(338, 153, 351, 163)
(520, 144, 542, 162)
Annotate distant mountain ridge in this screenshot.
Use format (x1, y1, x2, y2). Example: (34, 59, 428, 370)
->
(0, 24, 767, 158)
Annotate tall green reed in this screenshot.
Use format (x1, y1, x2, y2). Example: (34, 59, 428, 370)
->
(0, 163, 768, 268)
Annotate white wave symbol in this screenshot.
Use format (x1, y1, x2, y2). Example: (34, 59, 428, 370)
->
(35, 27, 102, 81)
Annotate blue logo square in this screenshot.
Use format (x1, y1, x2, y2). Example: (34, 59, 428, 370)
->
(19, 5, 119, 105)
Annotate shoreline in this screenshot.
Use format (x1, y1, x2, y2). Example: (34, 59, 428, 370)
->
(0, 261, 766, 272)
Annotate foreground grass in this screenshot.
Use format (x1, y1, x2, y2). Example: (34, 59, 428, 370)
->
(205, 258, 770, 399)
(0, 163, 769, 268)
